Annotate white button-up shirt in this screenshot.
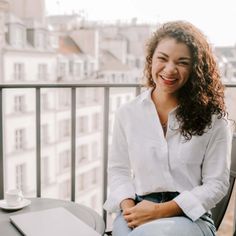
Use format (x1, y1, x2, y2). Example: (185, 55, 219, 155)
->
(103, 89, 233, 221)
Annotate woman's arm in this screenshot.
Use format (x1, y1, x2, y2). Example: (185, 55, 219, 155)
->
(103, 110, 136, 213)
(174, 118, 233, 221)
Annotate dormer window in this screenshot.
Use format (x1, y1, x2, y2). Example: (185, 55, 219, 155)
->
(35, 31, 46, 49)
(10, 25, 26, 48)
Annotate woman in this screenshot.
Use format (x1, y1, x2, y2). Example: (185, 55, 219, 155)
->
(103, 20, 233, 236)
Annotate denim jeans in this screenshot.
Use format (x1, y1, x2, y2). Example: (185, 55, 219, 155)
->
(112, 192, 216, 236)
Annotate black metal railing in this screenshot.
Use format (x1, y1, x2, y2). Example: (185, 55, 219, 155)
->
(0, 82, 142, 223)
(0, 82, 235, 225)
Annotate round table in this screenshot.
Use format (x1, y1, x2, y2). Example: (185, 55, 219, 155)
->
(0, 198, 105, 235)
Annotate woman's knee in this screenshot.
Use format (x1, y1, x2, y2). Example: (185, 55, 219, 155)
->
(128, 217, 205, 236)
(112, 213, 132, 236)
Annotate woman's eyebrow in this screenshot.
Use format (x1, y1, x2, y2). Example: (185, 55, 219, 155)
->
(157, 52, 191, 61)
(178, 57, 191, 61)
(156, 51, 168, 57)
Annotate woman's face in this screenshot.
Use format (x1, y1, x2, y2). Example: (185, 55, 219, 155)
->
(151, 37, 192, 96)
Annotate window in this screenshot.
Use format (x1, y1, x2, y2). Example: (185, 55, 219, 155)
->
(41, 124, 49, 145)
(41, 93, 49, 111)
(77, 116, 88, 134)
(16, 163, 26, 191)
(38, 64, 48, 80)
(15, 128, 26, 151)
(59, 150, 70, 172)
(12, 26, 25, 47)
(59, 179, 70, 199)
(77, 89, 86, 105)
(90, 195, 97, 209)
(126, 95, 131, 102)
(36, 32, 46, 48)
(116, 97, 122, 108)
(42, 156, 49, 186)
(91, 141, 99, 160)
(49, 34, 58, 48)
(84, 171, 92, 187)
(58, 90, 70, 108)
(84, 61, 88, 75)
(14, 95, 25, 113)
(92, 113, 100, 131)
(59, 119, 70, 139)
(111, 74, 116, 81)
(74, 62, 82, 76)
(77, 173, 85, 191)
(14, 63, 24, 81)
(91, 168, 98, 185)
(135, 58, 140, 68)
(90, 62, 94, 73)
(121, 73, 125, 81)
(77, 144, 88, 163)
(58, 62, 66, 77)
(92, 88, 99, 102)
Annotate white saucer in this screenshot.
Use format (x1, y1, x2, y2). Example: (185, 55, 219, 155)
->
(0, 199, 31, 210)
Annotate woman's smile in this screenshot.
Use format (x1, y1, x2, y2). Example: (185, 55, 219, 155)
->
(159, 74, 178, 85)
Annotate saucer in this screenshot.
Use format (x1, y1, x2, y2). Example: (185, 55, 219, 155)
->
(0, 199, 31, 210)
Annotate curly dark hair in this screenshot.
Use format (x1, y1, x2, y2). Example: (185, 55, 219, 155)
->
(144, 20, 226, 140)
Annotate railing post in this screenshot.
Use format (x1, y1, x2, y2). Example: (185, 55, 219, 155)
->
(36, 88, 41, 197)
(135, 85, 142, 97)
(0, 88, 4, 199)
(102, 87, 110, 224)
(71, 88, 76, 202)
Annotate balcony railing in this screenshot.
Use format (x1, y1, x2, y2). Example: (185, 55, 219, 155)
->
(0, 82, 235, 225)
(0, 82, 142, 223)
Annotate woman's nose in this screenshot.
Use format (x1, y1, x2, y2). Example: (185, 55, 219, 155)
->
(164, 62, 177, 74)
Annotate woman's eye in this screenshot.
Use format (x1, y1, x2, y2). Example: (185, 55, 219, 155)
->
(157, 57, 166, 61)
(178, 61, 189, 66)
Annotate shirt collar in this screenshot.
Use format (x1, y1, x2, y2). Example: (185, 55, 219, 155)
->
(139, 88, 179, 113)
(139, 88, 180, 129)
(139, 88, 153, 103)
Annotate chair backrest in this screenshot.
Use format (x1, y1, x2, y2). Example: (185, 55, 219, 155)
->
(211, 133, 236, 230)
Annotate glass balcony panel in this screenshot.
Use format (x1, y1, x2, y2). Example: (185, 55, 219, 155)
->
(3, 88, 36, 197)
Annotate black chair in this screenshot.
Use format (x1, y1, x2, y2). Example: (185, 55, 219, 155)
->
(105, 134, 236, 235)
(211, 133, 236, 233)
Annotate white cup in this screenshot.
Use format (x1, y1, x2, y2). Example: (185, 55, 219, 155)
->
(5, 189, 24, 206)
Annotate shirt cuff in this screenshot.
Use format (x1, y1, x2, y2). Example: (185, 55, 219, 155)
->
(103, 183, 135, 213)
(173, 191, 206, 221)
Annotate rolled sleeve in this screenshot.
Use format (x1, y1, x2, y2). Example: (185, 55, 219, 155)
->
(174, 118, 232, 221)
(103, 183, 136, 212)
(174, 191, 206, 221)
(103, 109, 135, 213)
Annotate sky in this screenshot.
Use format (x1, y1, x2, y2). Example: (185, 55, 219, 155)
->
(45, 0, 236, 47)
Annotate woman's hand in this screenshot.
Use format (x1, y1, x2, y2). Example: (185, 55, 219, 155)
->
(123, 200, 158, 228)
(123, 200, 183, 228)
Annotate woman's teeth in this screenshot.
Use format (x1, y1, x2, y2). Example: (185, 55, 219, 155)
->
(160, 75, 177, 83)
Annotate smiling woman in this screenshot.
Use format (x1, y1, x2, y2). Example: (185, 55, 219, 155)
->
(103, 20, 233, 236)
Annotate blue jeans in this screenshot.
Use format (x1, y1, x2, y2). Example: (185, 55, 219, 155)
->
(112, 192, 216, 236)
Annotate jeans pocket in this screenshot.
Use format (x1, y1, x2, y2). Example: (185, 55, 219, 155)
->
(198, 215, 216, 236)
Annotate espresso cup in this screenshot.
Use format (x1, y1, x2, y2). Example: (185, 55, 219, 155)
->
(5, 189, 24, 206)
